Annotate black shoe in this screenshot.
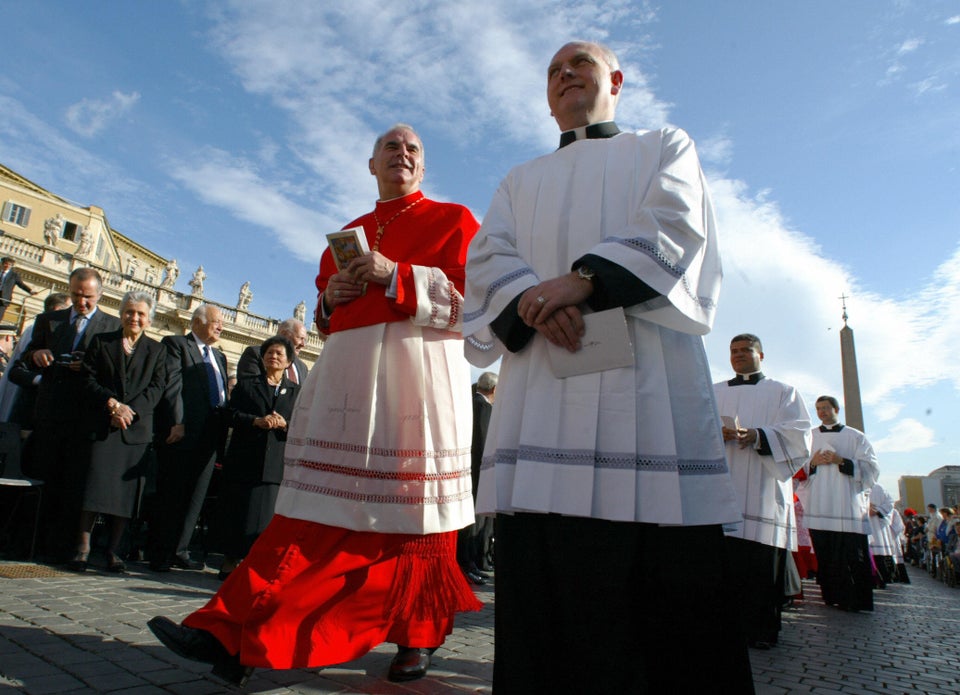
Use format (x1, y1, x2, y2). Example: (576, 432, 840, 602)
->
(107, 553, 126, 573)
(464, 569, 486, 586)
(211, 654, 254, 687)
(748, 639, 773, 650)
(147, 616, 229, 664)
(66, 560, 88, 573)
(388, 646, 433, 682)
(465, 562, 493, 578)
(171, 553, 204, 570)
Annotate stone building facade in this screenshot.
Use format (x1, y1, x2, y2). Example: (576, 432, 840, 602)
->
(0, 162, 322, 372)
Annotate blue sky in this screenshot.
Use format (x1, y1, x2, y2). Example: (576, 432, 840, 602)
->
(2, 1, 958, 497)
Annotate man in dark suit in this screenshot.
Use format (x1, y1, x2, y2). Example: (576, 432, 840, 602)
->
(457, 371, 497, 583)
(235, 318, 309, 385)
(149, 304, 228, 571)
(0, 257, 36, 311)
(4, 293, 70, 427)
(17, 267, 120, 558)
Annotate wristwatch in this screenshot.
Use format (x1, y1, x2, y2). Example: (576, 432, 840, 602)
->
(576, 265, 596, 282)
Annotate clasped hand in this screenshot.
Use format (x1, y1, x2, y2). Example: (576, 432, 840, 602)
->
(721, 426, 757, 449)
(517, 272, 593, 352)
(810, 449, 839, 468)
(110, 404, 135, 430)
(325, 252, 396, 309)
(255, 411, 287, 430)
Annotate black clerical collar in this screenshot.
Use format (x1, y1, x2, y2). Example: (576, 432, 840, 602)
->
(728, 372, 765, 386)
(558, 121, 621, 148)
(819, 423, 844, 433)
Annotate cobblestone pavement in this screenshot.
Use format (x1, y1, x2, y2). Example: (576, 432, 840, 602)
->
(0, 560, 956, 693)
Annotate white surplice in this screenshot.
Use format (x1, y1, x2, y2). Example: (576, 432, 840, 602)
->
(276, 269, 475, 535)
(462, 127, 741, 527)
(868, 483, 898, 556)
(803, 425, 878, 535)
(713, 377, 812, 550)
(889, 508, 907, 563)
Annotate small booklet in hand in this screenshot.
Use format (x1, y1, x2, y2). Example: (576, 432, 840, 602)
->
(326, 226, 369, 271)
(721, 415, 741, 431)
(546, 307, 635, 378)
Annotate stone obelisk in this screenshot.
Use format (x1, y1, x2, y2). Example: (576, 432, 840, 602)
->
(839, 294, 865, 431)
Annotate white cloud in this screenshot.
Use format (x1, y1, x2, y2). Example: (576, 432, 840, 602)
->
(872, 400, 904, 423)
(703, 174, 960, 457)
(896, 37, 923, 55)
(64, 91, 141, 137)
(872, 418, 937, 454)
(945, 15, 960, 25)
(203, 2, 665, 152)
(179, 1, 668, 265)
(0, 94, 163, 236)
(168, 148, 336, 262)
(885, 62, 905, 79)
(697, 133, 734, 168)
(912, 76, 947, 95)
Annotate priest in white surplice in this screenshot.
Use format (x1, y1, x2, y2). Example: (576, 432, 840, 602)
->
(804, 395, 878, 611)
(868, 482, 898, 586)
(463, 40, 753, 694)
(713, 333, 811, 649)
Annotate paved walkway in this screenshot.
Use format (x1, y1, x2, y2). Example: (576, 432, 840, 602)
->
(0, 559, 957, 693)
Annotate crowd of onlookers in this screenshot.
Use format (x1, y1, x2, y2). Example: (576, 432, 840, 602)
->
(903, 503, 959, 587)
(0, 267, 311, 575)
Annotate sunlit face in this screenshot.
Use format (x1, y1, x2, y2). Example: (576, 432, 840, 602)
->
(546, 42, 622, 131)
(1, 261, 13, 272)
(729, 340, 763, 374)
(281, 325, 307, 355)
(192, 308, 223, 345)
(368, 128, 424, 200)
(261, 343, 291, 371)
(70, 277, 102, 316)
(121, 301, 152, 338)
(816, 400, 839, 426)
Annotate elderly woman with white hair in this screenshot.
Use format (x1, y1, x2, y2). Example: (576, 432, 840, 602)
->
(67, 290, 168, 573)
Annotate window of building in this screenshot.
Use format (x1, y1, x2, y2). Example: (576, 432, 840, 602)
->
(1, 201, 32, 227)
(62, 221, 80, 242)
(95, 236, 105, 260)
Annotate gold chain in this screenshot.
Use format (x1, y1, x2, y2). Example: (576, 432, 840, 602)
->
(372, 196, 424, 251)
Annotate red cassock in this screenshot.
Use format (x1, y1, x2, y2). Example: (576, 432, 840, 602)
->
(185, 517, 480, 668)
(184, 192, 482, 669)
(792, 467, 818, 581)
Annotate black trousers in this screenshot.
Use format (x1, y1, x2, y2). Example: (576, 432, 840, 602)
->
(493, 513, 755, 695)
(149, 443, 217, 561)
(29, 424, 91, 560)
(724, 537, 785, 644)
(809, 529, 873, 611)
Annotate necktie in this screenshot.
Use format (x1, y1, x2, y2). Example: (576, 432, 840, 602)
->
(71, 315, 88, 350)
(286, 364, 298, 384)
(202, 345, 222, 407)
